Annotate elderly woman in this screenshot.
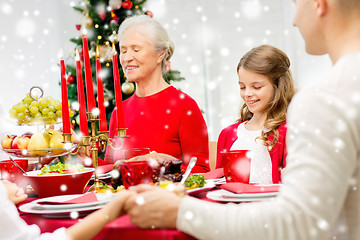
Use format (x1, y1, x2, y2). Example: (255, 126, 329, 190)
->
(104, 15, 210, 173)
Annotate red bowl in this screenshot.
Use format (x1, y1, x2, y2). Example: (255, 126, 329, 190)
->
(24, 168, 95, 198)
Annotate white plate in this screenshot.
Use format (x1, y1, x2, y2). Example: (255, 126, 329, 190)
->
(187, 181, 216, 195)
(90, 172, 112, 180)
(206, 189, 277, 202)
(19, 193, 114, 216)
(33, 193, 114, 210)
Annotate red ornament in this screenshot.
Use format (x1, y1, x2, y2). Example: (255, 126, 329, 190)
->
(75, 24, 81, 31)
(111, 10, 119, 22)
(100, 12, 106, 20)
(122, 0, 133, 9)
(66, 75, 75, 84)
(145, 11, 153, 18)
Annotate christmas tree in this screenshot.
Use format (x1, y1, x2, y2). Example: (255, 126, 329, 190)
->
(65, 0, 185, 132)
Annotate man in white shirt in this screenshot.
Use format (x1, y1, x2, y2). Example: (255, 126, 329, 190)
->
(124, 0, 360, 239)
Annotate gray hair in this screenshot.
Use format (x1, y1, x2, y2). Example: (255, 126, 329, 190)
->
(118, 15, 174, 74)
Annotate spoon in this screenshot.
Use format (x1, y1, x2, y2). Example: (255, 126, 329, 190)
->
(180, 157, 197, 184)
(10, 157, 27, 175)
(158, 166, 165, 182)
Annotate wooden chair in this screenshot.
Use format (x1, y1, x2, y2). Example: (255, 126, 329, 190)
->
(209, 141, 217, 170)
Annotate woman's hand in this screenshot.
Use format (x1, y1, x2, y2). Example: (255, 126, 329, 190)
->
(2, 180, 27, 204)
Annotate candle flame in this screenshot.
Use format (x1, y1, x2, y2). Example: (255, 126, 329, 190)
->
(112, 43, 117, 54)
(75, 48, 80, 61)
(96, 46, 100, 59)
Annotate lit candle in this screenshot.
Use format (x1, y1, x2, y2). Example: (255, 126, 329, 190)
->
(96, 47, 107, 132)
(75, 49, 88, 136)
(60, 59, 71, 134)
(82, 35, 96, 113)
(112, 43, 125, 129)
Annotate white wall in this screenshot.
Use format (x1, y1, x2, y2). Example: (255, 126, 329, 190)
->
(145, 0, 332, 140)
(0, 0, 332, 140)
(0, 0, 78, 133)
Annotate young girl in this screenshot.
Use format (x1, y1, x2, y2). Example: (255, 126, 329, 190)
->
(216, 45, 295, 184)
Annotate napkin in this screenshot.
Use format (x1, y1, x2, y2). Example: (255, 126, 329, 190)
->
(37, 192, 98, 205)
(96, 164, 113, 175)
(203, 168, 224, 180)
(220, 182, 280, 194)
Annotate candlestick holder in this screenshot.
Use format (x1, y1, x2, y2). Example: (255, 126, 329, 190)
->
(62, 112, 127, 193)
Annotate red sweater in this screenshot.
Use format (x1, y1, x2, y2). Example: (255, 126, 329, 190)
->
(104, 86, 210, 173)
(216, 121, 287, 183)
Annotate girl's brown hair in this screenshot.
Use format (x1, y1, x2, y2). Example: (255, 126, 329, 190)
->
(237, 45, 295, 149)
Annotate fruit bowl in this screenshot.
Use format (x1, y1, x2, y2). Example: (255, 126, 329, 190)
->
(24, 168, 95, 198)
(16, 116, 62, 126)
(1, 146, 75, 158)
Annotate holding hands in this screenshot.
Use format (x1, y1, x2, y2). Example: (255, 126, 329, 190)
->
(124, 184, 180, 229)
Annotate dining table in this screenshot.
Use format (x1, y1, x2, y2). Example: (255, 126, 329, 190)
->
(17, 168, 276, 240)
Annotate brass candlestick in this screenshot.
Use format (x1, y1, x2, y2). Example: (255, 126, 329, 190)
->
(62, 112, 127, 193)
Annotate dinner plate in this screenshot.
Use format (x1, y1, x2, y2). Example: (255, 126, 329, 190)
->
(90, 172, 112, 181)
(34, 193, 114, 210)
(206, 189, 277, 202)
(187, 181, 216, 195)
(19, 193, 114, 217)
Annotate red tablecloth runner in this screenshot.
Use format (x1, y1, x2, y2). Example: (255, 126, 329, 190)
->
(21, 213, 194, 240)
(19, 197, 197, 240)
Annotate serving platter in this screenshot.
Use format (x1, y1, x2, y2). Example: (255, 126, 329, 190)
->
(15, 116, 62, 126)
(2, 148, 69, 158)
(1, 143, 78, 158)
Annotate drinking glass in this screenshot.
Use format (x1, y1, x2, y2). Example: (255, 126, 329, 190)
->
(221, 150, 251, 183)
(120, 160, 153, 189)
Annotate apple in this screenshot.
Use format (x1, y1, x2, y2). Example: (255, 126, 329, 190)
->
(22, 131, 33, 138)
(1, 135, 16, 149)
(12, 135, 31, 150)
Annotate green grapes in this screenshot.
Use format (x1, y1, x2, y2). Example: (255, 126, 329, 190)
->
(9, 93, 73, 125)
(29, 106, 39, 115)
(48, 112, 55, 118)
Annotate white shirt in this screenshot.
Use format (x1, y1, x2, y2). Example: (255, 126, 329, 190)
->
(230, 122, 272, 184)
(0, 181, 69, 240)
(177, 52, 360, 240)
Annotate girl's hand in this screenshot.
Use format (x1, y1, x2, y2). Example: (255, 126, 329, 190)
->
(2, 180, 27, 204)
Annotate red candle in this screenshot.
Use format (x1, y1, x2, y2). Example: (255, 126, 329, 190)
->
(75, 49, 88, 136)
(82, 35, 96, 113)
(112, 43, 125, 129)
(96, 47, 107, 132)
(60, 59, 71, 134)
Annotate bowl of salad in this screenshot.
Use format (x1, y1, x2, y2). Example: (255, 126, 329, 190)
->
(24, 162, 95, 198)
